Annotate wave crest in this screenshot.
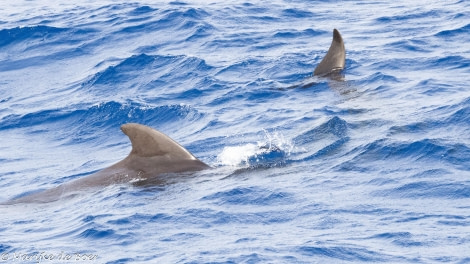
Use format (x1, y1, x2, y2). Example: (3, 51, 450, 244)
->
(0, 25, 68, 47)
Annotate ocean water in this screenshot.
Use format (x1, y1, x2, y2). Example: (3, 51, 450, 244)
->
(1, 0, 469, 263)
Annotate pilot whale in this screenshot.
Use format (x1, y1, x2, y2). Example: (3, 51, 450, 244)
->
(3, 29, 345, 204)
(285, 28, 346, 89)
(3, 123, 210, 204)
(313, 28, 346, 77)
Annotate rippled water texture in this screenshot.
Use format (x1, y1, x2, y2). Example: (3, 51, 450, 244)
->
(1, 0, 469, 263)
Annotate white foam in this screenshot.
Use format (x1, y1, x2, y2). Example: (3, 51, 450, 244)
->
(217, 130, 294, 167)
(217, 143, 259, 167)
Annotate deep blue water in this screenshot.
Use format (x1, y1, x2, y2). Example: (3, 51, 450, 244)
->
(1, 0, 470, 263)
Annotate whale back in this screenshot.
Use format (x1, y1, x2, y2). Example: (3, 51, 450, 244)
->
(313, 28, 346, 76)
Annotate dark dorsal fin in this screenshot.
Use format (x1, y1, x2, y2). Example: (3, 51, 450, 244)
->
(121, 123, 198, 159)
(313, 28, 346, 76)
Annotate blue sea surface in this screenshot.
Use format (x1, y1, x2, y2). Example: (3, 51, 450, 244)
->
(1, 0, 469, 263)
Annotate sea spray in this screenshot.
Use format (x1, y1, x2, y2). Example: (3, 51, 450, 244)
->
(217, 129, 293, 167)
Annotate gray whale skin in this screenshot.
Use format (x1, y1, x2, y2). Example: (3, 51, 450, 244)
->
(3, 123, 210, 204)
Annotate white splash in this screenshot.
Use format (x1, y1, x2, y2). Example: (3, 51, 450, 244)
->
(217, 130, 293, 167)
(217, 143, 259, 167)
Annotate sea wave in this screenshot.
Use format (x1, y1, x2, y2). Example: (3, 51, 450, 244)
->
(1, 0, 470, 263)
(0, 101, 203, 145)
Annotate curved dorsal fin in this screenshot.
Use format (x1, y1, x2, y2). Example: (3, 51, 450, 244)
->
(313, 28, 346, 76)
(121, 123, 197, 160)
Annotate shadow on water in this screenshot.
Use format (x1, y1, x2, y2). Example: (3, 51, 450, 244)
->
(278, 70, 357, 97)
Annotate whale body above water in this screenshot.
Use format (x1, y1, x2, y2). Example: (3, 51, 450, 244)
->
(313, 28, 346, 77)
(3, 123, 209, 204)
